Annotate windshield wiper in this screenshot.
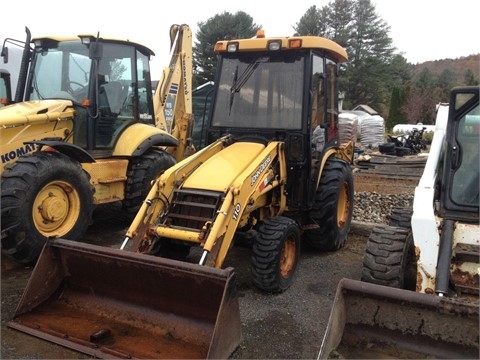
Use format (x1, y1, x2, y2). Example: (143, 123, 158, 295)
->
(229, 58, 264, 114)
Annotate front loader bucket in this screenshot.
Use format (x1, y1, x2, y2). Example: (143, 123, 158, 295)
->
(8, 238, 241, 359)
(319, 278, 479, 359)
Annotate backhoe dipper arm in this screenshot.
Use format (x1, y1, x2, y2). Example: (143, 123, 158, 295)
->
(153, 24, 194, 161)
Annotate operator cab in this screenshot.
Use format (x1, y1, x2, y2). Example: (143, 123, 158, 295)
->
(441, 87, 480, 222)
(23, 35, 156, 155)
(207, 34, 348, 209)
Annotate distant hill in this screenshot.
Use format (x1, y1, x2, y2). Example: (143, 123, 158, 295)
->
(413, 54, 480, 85)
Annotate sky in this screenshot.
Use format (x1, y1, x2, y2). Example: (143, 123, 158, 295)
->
(1, 0, 479, 78)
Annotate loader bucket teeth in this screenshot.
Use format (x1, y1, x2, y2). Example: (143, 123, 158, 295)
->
(8, 239, 242, 359)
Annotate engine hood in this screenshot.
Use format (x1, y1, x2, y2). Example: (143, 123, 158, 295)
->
(183, 141, 266, 192)
(0, 99, 74, 125)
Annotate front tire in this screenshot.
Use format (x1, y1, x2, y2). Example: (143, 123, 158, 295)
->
(388, 207, 413, 228)
(361, 225, 416, 290)
(304, 158, 354, 251)
(1, 152, 94, 264)
(251, 217, 300, 293)
(123, 149, 176, 218)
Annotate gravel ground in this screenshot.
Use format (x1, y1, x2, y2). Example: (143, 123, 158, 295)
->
(353, 191, 413, 224)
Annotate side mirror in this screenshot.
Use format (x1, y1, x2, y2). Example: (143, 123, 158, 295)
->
(1, 46, 8, 64)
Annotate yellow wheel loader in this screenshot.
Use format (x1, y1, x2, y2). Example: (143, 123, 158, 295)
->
(0, 25, 194, 264)
(320, 86, 479, 359)
(8, 31, 355, 358)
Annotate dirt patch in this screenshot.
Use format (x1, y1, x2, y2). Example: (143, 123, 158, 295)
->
(354, 173, 418, 194)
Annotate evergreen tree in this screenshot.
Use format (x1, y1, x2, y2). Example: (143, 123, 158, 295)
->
(464, 68, 479, 85)
(436, 68, 456, 100)
(294, 5, 325, 36)
(344, 0, 396, 111)
(325, 0, 355, 47)
(415, 68, 435, 91)
(193, 12, 260, 87)
(293, 0, 406, 115)
(388, 86, 406, 130)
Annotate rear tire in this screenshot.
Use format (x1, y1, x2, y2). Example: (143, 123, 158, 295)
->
(361, 225, 416, 290)
(304, 158, 354, 251)
(1, 152, 94, 264)
(123, 149, 176, 218)
(251, 216, 300, 293)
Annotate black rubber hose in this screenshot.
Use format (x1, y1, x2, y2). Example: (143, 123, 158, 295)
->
(435, 219, 454, 296)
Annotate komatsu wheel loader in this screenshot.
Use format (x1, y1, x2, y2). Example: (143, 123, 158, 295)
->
(8, 31, 355, 358)
(0, 25, 194, 264)
(320, 86, 479, 359)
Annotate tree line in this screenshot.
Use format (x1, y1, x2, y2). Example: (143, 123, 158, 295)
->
(192, 0, 479, 130)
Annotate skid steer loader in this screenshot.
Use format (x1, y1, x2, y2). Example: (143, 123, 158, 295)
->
(8, 31, 355, 358)
(320, 86, 479, 359)
(0, 25, 194, 264)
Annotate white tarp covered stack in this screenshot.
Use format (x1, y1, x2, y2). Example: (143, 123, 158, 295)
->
(341, 110, 385, 148)
(360, 114, 385, 147)
(338, 112, 358, 144)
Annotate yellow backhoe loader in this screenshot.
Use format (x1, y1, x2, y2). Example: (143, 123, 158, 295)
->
(320, 86, 479, 359)
(8, 31, 355, 358)
(0, 25, 194, 264)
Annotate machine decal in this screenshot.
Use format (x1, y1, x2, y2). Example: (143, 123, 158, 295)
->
(1, 143, 38, 165)
(258, 177, 270, 192)
(232, 203, 241, 220)
(164, 93, 176, 132)
(182, 59, 189, 94)
(251, 155, 271, 186)
(169, 83, 179, 94)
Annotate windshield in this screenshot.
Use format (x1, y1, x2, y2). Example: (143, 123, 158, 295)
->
(29, 40, 91, 102)
(450, 105, 480, 207)
(211, 52, 304, 130)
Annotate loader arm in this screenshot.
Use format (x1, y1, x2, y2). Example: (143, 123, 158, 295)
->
(204, 141, 287, 268)
(123, 135, 231, 251)
(153, 24, 194, 162)
(123, 137, 288, 269)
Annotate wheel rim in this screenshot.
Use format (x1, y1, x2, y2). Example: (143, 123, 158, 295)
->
(280, 235, 297, 278)
(337, 182, 350, 229)
(33, 180, 81, 237)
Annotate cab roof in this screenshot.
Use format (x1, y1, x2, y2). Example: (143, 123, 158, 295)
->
(215, 34, 348, 63)
(31, 34, 155, 56)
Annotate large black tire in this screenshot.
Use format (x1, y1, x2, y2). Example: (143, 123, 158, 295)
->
(361, 225, 416, 290)
(251, 216, 300, 293)
(123, 149, 176, 218)
(304, 158, 354, 251)
(395, 146, 412, 157)
(387, 207, 413, 228)
(1, 152, 95, 264)
(378, 142, 395, 154)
